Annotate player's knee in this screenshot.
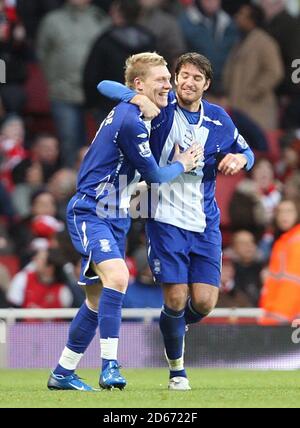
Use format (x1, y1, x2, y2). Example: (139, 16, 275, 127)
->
(103, 270, 129, 292)
(94, 262, 129, 292)
(165, 289, 188, 311)
(194, 292, 218, 315)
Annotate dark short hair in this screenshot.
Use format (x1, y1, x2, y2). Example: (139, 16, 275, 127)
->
(246, 4, 265, 28)
(175, 52, 213, 82)
(113, 0, 141, 25)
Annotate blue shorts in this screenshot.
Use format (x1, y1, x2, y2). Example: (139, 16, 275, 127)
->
(67, 193, 131, 286)
(146, 220, 222, 287)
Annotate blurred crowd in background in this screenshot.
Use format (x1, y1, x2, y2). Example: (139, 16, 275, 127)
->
(0, 0, 300, 321)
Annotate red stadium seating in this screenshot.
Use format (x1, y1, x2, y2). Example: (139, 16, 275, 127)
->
(215, 171, 246, 228)
(24, 62, 50, 115)
(265, 129, 284, 162)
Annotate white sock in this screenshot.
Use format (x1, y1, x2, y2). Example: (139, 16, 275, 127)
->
(100, 338, 119, 360)
(58, 346, 83, 370)
(165, 336, 185, 371)
(167, 356, 184, 371)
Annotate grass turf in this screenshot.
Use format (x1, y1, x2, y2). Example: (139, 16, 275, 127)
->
(0, 369, 299, 408)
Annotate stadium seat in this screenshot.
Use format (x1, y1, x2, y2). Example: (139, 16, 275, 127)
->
(215, 171, 246, 229)
(265, 129, 284, 162)
(24, 62, 50, 115)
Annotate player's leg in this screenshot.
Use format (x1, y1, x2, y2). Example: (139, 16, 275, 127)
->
(48, 281, 102, 391)
(146, 220, 191, 389)
(185, 238, 221, 324)
(160, 283, 191, 390)
(48, 195, 103, 391)
(187, 283, 219, 323)
(92, 258, 129, 390)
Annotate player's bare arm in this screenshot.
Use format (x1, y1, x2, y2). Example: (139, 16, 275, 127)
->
(218, 153, 248, 176)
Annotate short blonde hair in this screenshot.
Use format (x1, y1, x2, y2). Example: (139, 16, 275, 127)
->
(125, 52, 167, 89)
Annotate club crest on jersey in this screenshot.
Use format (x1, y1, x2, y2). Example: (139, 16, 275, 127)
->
(99, 239, 112, 253)
(138, 141, 151, 158)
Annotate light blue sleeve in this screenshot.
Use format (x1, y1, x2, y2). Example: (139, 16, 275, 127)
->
(240, 146, 255, 171)
(97, 81, 136, 103)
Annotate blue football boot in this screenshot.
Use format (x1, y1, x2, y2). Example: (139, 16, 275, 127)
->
(47, 372, 94, 391)
(99, 361, 126, 390)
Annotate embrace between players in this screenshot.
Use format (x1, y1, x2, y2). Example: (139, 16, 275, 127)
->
(47, 52, 254, 392)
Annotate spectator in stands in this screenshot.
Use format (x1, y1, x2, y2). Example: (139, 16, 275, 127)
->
(11, 158, 45, 217)
(275, 133, 300, 182)
(17, 0, 64, 45)
(217, 255, 254, 308)
(0, 114, 27, 191)
(179, 0, 238, 91)
(139, 0, 186, 70)
(30, 133, 61, 181)
(37, 0, 110, 166)
(206, 90, 269, 153)
(0, 0, 29, 114)
(7, 248, 73, 309)
(75, 146, 89, 171)
(83, 0, 156, 121)
(47, 168, 77, 221)
(283, 171, 300, 200)
(0, 263, 10, 307)
(230, 230, 264, 306)
(229, 158, 282, 236)
(0, 181, 15, 220)
(10, 189, 58, 266)
(260, 0, 300, 129)
(93, 0, 112, 13)
(123, 247, 163, 308)
(223, 4, 284, 130)
(259, 198, 300, 324)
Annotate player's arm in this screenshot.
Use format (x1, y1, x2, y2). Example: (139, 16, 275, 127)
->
(218, 117, 255, 176)
(118, 118, 201, 183)
(97, 80, 160, 120)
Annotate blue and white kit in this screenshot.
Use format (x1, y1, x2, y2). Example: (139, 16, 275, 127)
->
(99, 82, 255, 286)
(68, 102, 185, 285)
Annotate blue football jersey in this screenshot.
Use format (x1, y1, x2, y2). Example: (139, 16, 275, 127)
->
(77, 102, 184, 218)
(148, 92, 255, 236)
(97, 82, 254, 235)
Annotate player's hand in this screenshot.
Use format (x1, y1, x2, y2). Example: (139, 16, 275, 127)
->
(218, 153, 247, 176)
(130, 94, 160, 120)
(172, 143, 203, 173)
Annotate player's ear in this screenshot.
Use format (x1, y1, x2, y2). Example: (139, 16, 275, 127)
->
(174, 74, 178, 85)
(204, 79, 211, 92)
(134, 77, 144, 93)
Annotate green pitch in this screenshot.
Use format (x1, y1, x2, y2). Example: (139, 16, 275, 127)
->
(0, 369, 299, 408)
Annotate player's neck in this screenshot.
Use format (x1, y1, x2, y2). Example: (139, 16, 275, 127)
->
(177, 98, 201, 113)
